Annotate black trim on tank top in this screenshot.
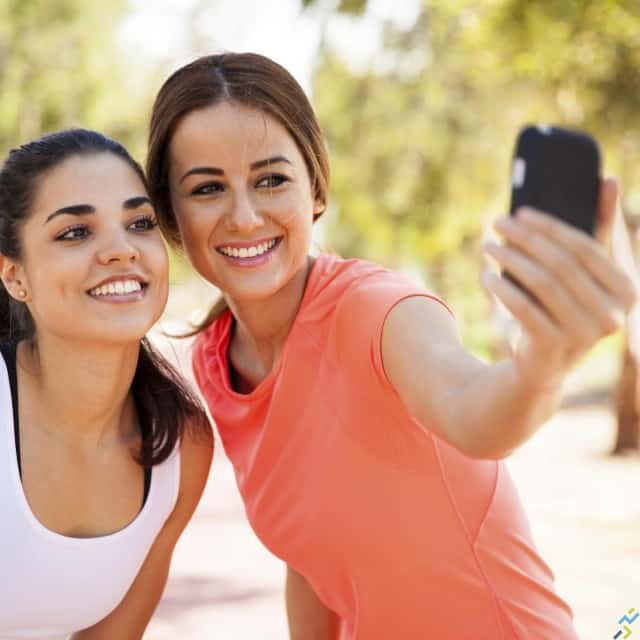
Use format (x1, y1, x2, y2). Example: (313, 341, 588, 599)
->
(0, 342, 20, 475)
(0, 341, 151, 506)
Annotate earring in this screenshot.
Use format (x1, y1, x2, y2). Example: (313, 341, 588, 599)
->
(18, 290, 26, 298)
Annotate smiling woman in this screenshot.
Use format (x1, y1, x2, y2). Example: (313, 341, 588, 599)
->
(0, 129, 213, 640)
(145, 52, 637, 639)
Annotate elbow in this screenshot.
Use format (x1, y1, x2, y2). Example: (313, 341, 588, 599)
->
(455, 440, 514, 460)
(417, 411, 518, 460)
(444, 424, 516, 460)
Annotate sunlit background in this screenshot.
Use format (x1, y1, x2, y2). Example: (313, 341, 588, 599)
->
(2, 1, 639, 638)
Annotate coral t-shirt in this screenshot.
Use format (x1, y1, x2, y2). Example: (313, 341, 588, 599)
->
(193, 253, 578, 639)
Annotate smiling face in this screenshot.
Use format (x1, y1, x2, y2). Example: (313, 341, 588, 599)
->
(2, 152, 169, 345)
(168, 101, 324, 304)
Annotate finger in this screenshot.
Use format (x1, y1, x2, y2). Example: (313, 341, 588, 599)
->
(494, 216, 625, 331)
(515, 207, 637, 311)
(483, 242, 593, 332)
(595, 176, 618, 245)
(482, 271, 560, 344)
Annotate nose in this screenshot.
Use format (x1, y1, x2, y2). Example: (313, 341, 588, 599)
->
(225, 190, 265, 233)
(96, 229, 140, 265)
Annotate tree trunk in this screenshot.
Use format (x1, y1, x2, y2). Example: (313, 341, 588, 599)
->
(613, 340, 640, 453)
(611, 198, 640, 455)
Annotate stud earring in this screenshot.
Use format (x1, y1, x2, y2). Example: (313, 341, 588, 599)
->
(18, 290, 26, 298)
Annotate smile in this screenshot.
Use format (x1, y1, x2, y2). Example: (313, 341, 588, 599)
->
(217, 237, 280, 258)
(87, 278, 147, 299)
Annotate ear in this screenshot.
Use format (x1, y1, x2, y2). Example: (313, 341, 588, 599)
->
(313, 197, 325, 220)
(0, 255, 30, 302)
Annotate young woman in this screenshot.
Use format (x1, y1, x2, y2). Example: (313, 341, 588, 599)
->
(0, 129, 213, 640)
(147, 53, 636, 639)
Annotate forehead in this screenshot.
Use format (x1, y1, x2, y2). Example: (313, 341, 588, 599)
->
(169, 102, 302, 175)
(31, 153, 145, 216)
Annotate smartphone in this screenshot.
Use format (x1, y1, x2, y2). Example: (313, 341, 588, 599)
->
(504, 125, 601, 293)
(510, 124, 601, 234)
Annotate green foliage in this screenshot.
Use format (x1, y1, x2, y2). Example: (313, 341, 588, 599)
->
(311, 0, 640, 353)
(336, 0, 367, 15)
(0, 0, 143, 157)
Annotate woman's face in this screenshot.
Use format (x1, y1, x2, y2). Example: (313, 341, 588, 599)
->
(7, 152, 169, 345)
(168, 101, 324, 303)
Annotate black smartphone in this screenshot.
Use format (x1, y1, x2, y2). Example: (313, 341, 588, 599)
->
(509, 124, 601, 234)
(503, 125, 602, 293)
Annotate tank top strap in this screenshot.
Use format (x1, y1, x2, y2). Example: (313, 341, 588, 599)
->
(0, 342, 20, 476)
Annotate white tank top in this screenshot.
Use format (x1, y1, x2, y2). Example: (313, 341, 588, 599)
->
(0, 356, 181, 640)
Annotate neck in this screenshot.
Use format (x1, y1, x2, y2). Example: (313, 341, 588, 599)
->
(226, 255, 314, 375)
(18, 334, 141, 447)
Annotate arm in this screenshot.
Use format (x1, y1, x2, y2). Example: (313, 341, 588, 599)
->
(71, 425, 214, 639)
(382, 178, 637, 459)
(286, 565, 341, 640)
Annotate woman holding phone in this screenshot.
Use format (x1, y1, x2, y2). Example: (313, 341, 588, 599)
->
(0, 128, 212, 640)
(147, 52, 635, 638)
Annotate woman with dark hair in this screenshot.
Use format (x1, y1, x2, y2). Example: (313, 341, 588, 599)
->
(147, 53, 635, 639)
(0, 128, 212, 640)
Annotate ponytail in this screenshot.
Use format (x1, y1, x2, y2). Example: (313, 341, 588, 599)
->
(0, 128, 211, 465)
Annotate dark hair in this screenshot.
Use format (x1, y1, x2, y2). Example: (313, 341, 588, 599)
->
(0, 128, 210, 466)
(146, 52, 331, 334)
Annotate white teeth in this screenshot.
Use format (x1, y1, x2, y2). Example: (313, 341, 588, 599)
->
(89, 280, 143, 297)
(219, 238, 278, 258)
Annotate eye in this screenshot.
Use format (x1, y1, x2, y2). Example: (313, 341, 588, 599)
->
(256, 174, 289, 189)
(191, 182, 224, 196)
(128, 215, 158, 232)
(55, 225, 90, 241)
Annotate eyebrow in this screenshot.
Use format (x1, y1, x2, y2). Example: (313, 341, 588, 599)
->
(45, 196, 152, 224)
(179, 155, 292, 184)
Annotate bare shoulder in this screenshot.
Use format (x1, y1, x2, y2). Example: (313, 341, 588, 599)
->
(162, 420, 214, 537)
(382, 295, 461, 352)
(380, 295, 488, 445)
(178, 420, 214, 508)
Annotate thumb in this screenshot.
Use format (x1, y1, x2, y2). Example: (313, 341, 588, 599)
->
(595, 176, 619, 245)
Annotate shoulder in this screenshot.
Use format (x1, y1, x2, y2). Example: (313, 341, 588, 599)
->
(331, 259, 453, 341)
(163, 419, 213, 539)
(179, 419, 214, 506)
(382, 295, 459, 351)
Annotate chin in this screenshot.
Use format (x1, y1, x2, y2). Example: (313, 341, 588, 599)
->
(81, 322, 156, 346)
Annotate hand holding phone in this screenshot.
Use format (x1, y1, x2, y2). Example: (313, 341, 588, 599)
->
(482, 125, 637, 392)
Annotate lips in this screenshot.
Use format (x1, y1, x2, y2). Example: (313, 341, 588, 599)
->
(87, 275, 148, 298)
(216, 236, 282, 259)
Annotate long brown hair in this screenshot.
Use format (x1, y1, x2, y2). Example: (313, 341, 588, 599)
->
(146, 52, 331, 333)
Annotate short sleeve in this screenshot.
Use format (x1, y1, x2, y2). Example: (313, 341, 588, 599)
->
(333, 272, 454, 390)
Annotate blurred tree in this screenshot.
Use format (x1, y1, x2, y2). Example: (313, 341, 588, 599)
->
(306, 0, 640, 442)
(0, 0, 145, 157)
(487, 0, 640, 453)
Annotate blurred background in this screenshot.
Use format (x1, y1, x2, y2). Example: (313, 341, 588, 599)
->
(2, 0, 639, 637)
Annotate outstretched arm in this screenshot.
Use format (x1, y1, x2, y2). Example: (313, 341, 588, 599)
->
(382, 178, 637, 459)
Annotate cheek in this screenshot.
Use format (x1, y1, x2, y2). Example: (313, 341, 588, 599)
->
(269, 190, 316, 228)
(150, 240, 170, 294)
(175, 208, 217, 257)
